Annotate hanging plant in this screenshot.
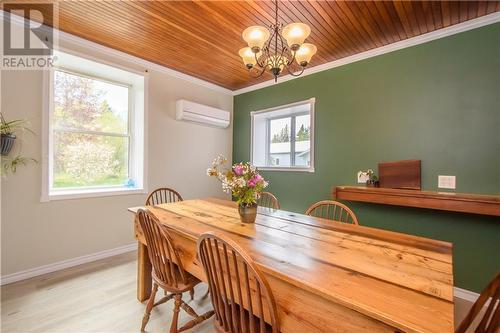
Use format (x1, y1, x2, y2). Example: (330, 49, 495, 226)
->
(0, 112, 36, 175)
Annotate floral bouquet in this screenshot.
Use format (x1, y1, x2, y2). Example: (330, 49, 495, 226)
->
(207, 155, 268, 223)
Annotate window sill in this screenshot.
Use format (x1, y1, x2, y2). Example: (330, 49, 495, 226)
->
(41, 187, 147, 202)
(257, 167, 315, 173)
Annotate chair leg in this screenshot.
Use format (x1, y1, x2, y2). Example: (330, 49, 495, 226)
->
(189, 288, 194, 301)
(177, 299, 215, 332)
(170, 294, 182, 333)
(141, 283, 159, 331)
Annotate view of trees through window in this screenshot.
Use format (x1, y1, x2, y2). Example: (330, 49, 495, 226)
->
(269, 114, 311, 167)
(52, 70, 130, 189)
(271, 121, 310, 143)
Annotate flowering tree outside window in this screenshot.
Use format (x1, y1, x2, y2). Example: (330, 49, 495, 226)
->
(52, 70, 130, 189)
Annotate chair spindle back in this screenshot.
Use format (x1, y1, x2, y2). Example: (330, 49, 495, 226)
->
(146, 187, 183, 206)
(197, 232, 280, 333)
(257, 192, 280, 210)
(456, 272, 500, 333)
(137, 209, 187, 288)
(305, 200, 359, 225)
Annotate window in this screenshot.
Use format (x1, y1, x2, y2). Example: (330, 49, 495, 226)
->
(251, 98, 315, 172)
(42, 51, 147, 200)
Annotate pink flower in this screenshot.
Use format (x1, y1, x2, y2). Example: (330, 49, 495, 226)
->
(247, 174, 263, 188)
(233, 165, 244, 175)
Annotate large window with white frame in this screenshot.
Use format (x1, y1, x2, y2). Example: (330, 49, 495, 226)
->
(251, 98, 315, 172)
(43, 50, 146, 200)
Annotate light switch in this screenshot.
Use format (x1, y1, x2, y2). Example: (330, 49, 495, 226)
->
(438, 175, 456, 189)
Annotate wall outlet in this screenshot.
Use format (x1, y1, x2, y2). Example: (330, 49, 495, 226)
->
(438, 175, 456, 189)
(357, 171, 369, 183)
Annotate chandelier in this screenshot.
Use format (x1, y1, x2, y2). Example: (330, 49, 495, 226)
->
(238, 0, 317, 82)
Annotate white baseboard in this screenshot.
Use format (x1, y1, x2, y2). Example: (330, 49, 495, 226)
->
(454, 286, 481, 303)
(0, 243, 137, 286)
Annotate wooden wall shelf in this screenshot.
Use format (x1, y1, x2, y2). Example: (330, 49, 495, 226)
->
(333, 186, 500, 217)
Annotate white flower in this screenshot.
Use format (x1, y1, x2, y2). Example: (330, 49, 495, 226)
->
(235, 178, 246, 187)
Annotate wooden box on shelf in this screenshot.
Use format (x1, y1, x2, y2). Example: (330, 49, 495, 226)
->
(378, 159, 421, 190)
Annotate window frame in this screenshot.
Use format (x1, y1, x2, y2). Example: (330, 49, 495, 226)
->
(251, 98, 315, 172)
(41, 49, 148, 201)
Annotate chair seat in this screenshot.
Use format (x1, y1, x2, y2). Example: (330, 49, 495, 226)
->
(152, 266, 200, 293)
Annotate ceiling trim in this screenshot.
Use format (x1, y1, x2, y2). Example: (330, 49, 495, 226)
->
(233, 11, 500, 96)
(0, 10, 233, 95)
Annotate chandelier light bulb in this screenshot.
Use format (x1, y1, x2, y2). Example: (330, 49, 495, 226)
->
(282, 23, 311, 50)
(295, 43, 317, 67)
(239, 47, 261, 69)
(242, 26, 270, 52)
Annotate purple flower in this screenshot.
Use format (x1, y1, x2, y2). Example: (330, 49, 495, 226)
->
(233, 165, 244, 175)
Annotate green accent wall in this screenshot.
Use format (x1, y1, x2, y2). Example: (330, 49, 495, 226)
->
(233, 23, 500, 293)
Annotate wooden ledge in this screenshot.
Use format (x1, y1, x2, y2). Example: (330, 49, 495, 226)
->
(333, 186, 500, 217)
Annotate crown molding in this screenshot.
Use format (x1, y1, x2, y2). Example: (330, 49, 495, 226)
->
(233, 12, 500, 96)
(0, 10, 233, 95)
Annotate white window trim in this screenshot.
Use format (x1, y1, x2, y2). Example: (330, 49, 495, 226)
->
(250, 98, 315, 172)
(41, 48, 149, 202)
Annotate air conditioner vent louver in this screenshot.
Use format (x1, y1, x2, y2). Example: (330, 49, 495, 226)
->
(176, 99, 230, 128)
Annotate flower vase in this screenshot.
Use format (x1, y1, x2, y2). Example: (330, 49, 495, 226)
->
(238, 203, 257, 224)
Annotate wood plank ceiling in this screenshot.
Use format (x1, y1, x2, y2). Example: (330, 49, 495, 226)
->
(7, 1, 500, 90)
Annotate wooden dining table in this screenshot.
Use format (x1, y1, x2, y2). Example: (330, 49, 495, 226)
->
(128, 198, 454, 333)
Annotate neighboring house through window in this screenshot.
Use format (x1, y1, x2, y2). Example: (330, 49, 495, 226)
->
(251, 98, 315, 172)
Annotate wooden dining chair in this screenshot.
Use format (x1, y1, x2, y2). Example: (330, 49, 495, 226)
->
(145, 187, 183, 206)
(137, 209, 214, 333)
(257, 192, 280, 210)
(305, 200, 359, 225)
(456, 272, 499, 333)
(197, 231, 280, 333)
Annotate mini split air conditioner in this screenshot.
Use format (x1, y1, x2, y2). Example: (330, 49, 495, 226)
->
(175, 99, 230, 128)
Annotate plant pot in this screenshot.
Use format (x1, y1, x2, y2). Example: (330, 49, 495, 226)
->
(1, 133, 16, 156)
(366, 180, 380, 188)
(238, 203, 257, 224)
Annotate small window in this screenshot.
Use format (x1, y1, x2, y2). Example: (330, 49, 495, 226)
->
(42, 51, 146, 201)
(251, 98, 315, 172)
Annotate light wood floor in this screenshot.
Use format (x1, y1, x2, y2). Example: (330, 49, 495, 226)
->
(1, 251, 475, 333)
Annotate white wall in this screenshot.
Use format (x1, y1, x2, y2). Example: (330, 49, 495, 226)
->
(0, 38, 233, 276)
